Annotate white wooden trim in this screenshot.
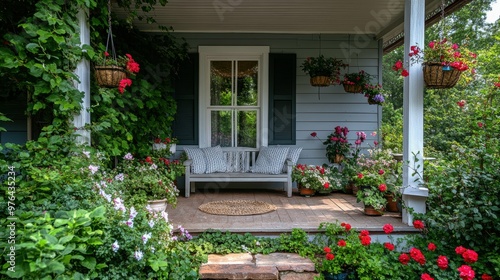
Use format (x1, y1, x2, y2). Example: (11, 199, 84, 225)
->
(198, 46, 270, 148)
(402, 0, 427, 225)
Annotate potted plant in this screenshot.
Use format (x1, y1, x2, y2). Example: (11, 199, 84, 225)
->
(352, 171, 387, 215)
(292, 164, 333, 196)
(311, 126, 351, 164)
(116, 153, 179, 211)
(392, 39, 477, 89)
(93, 51, 140, 90)
(363, 84, 385, 106)
(153, 136, 178, 154)
(342, 70, 372, 93)
(301, 55, 347, 87)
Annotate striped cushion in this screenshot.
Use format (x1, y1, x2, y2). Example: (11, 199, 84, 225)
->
(184, 147, 206, 174)
(252, 146, 289, 174)
(202, 145, 227, 173)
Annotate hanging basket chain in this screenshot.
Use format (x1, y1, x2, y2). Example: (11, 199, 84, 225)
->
(104, 0, 117, 63)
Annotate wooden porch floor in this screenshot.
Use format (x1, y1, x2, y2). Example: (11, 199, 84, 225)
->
(167, 186, 414, 235)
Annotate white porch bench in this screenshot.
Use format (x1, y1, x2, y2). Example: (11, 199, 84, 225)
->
(183, 147, 293, 198)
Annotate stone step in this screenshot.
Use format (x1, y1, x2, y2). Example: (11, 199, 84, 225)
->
(199, 253, 318, 280)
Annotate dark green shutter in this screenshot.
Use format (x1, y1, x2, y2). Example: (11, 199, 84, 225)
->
(268, 53, 296, 145)
(173, 53, 198, 145)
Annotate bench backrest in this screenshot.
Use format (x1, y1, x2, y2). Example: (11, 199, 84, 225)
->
(221, 147, 259, 173)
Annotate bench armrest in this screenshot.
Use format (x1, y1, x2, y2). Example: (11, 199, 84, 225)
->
(285, 159, 293, 174)
(183, 159, 193, 166)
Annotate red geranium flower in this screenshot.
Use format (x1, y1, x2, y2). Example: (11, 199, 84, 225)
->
(384, 242, 395, 251)
(421, 273, 434, 280)
(323, 246, 331, 253)
(481, 274, 493, 280)
(326, 253, 334, 260)
(399, 253, 410, 265)
(378, 184, 387, 192)
(359, 230, 370, 236)
(383, 223, 394, 234)
(310, 132, 317, 137)
(455, 246, 467, 255)
(437, 255, 448, 270)
(410, 247, 426, 265)
(462, 249, 478, 263)
(145, 156, 153, 163)
(457, 265, 475, 280)
(337, 240, 346, 247)
(357, 173, 364, 179)
(413, 220, 425, 229)
(359, 235, 371, 246)
(427, 243, 436, 251)
(401, 69, 409, 77)
(378, 169, 385, 175)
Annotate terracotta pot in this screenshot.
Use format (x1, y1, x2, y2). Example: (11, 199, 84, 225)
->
(364, 205, 384, 216)
(147, 199, 168, 212)
(299, 187, 315, 197)
(352, 185, 359, 196)
(385, 194, 400, 212)
(328, 154, 344, 164)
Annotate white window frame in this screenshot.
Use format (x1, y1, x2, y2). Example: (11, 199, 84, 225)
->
(198, 46, 270, 148)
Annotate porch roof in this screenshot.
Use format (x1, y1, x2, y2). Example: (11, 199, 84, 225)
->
(113, 0, 471, 53)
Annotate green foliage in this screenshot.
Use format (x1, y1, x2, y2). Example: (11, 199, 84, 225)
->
(279, 228, 319, 258)
(0, 207, 106, 279)
(190, 230, 282, 255)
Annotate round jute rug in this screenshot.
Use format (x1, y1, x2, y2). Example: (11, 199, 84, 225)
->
(198, 200, 277, 216)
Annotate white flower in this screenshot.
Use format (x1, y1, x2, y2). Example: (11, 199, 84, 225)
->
(123, 153, 134, 160)
(148, 220, 155, 228)
(150, 246, 155, 253)
(129, 206, 138, 220)
(99, 189, 112, 203)
(161, 211, 169, 222)
(125, 219, 134, 228)
(114, 173, 124, 181)
(150, 163, 158, 170)
(82, 151, 91, 158)
(112, 241, 120, 252)
(113, 197, 126, 212)
(88, 165, 99, 174)
(145, 205, 153, 212)
(134, 250, 143, 261)
(142, 232, 152, 244)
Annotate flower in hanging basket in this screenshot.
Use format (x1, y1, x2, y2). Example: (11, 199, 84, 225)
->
(94, 52, 140, 92)
(363, 84, 385, 106)
(392, 39, 477, 86)
(301, 55, 347, 85)
(342, 70, 373, 93)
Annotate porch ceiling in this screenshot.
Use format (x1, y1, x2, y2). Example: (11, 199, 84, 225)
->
(113, 0, 470, 51)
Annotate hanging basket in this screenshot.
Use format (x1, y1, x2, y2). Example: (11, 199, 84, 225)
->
(310, 76, 331, 87)
(423, 62, 462, 89)
(343, 83, 363, 93)
(95, 66, 127, 88)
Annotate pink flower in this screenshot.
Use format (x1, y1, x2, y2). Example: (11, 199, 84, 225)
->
(104, 51, 110, 57)
(452, 43, 459, 49)
(374, 140, 379, 146)
(429, 41, 436, 49)
(457, 265, 475, 280)
(427, 243, 437, 251)
(383, 223, 394, 234)
(378, 169, 385, 175)
(437, 255, 448, 270)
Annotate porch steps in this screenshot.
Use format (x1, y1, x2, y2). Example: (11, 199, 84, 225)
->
(199, 253, 318, 280)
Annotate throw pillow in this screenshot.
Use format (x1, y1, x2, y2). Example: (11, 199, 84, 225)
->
(202, 145, 227, 173)
(282, 147, 303, 173)
(184, 147, 206, 174)
(252, 146, 289, 175)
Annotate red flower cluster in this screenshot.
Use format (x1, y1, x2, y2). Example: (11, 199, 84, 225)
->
(358, 230, 371, 246)
(118, 78, 132, 94)
(337, 240, 346, 247)
(458, 265, 475, 280)
(421, 273, 434, 280)
(437, 255, 448, 270)
(384, 242, 395, 251)
(410, 248, 426, 265)
(413, 220, 425, 229)
(457, 100, 466, 108)
(378, 183, 387, 192)
(427, 243, 437, 251)
(383, 223, 394, 234)
(323, 246, 334, 260)
(456, 247, 478, 264)
(125, 54, 140, 74)
(399, 253, 410, 265)
(340, 222, 352, 231)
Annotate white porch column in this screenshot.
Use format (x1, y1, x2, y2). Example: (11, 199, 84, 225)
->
(73, 8, 91, 145)
(402, 0, 428, 225)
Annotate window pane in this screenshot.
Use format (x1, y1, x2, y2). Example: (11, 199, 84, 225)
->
(210, 61, 232, 106)
(211, 110, 232, 147)
(236, 61, 258, 106)
(237, 110, 257, 147)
